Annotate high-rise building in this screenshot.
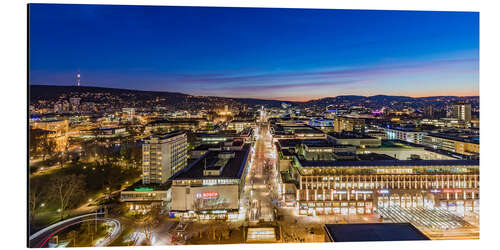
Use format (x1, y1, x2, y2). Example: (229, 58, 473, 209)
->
(424, 105, 434, 118)
(69, 97, 80, 106)
(333, 116, 365, 133)
(142, 131, 187, 184)
(452, 103, 471, 122)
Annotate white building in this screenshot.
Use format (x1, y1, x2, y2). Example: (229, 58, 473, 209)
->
(384, 127, 427, 144)
(142, 131, 188, 184)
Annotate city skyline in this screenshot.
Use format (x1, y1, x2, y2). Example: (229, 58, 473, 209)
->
(29, 4, 479, 102)
(28, 4, 481, 247)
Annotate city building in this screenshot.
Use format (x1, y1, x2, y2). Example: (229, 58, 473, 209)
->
(424, 105, 434, 119)
(142, 131, 188, 184)
(452, 103, 472, 122)
(357, 140, 458, 160)
(333, 116, 365, 133)
(280, 158, 479, 216)
(122, 107, 136, 120)
(120, 182, 171, 213)
(422, 132, 479, 157)
(324, 223, 429, 242)
(327, 132, 381, 148)
(384, 127, 427, 144)
(169, 144, 251, 220)
(145, 119, 207, 133)
(227, 120, 255, 133)
(308, 117, 335, 133)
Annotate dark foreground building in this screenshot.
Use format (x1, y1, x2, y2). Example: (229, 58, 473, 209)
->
(324, 223, 430, 242)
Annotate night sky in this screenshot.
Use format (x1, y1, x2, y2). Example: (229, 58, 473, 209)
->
(29, 4, 479, 101)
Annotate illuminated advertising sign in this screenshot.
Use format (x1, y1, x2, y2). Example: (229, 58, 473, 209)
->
(377, 189, 390, 194)
(332, 190, 347, 194)
(430, 189, 441, 193)
(197, 192, 219, 199)
(353, 190, 373, 194)
(443, 189, 462, 193)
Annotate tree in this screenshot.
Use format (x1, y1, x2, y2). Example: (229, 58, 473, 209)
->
(103, 164, 122, 198)
(29, 178, 45, 223)
(54, 152, 68, 168)
(49, 174, 85, 220)
(29, 131, 42, 158)
(40, 135, 57, 161)
(136, 208, 160, 245)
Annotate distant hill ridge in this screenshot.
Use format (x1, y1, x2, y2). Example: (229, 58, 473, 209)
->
(29, 84, 478, 106)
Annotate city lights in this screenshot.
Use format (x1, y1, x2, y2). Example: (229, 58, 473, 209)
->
(27, 4, 480, 247)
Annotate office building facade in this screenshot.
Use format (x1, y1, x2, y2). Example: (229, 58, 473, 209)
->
(142, 131, 188, 184)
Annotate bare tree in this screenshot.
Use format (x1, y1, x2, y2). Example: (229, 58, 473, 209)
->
(29, 178, 45, 223)
(40, 135, 57, 161)
(137, 207, 160, 245)
(49, 174, 85, 220)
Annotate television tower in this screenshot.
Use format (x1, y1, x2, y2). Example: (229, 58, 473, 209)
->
(76, 69, 81, 87)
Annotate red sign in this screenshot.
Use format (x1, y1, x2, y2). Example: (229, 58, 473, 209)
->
(198, 192, 218, 199)
(443, 189, 463, 193)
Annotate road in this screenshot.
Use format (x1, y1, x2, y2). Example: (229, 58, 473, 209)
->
(29, 213, 121, 248)
(242, 120, 279, 223)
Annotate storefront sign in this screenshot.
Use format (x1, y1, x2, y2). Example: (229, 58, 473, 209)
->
(443, 189, 462, 193)
(353, 190, 373, 194)
(197, 192, 219, 199)
(377, 189, 389, 194)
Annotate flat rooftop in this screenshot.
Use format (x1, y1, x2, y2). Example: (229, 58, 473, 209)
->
(278, 139, 302, 148)
(147, 130, 185, 140)
(427, 132, 479, 144)
(170, 144, 250, 180)
(122, 180, 171, 192)
(298, 159, 479, 168)
(328, 132, 377, 139)
(302, 140, 334, 148)
(324, 223, 430, 242)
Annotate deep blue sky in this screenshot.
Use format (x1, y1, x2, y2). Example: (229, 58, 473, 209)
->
(29, 4, 479, 101)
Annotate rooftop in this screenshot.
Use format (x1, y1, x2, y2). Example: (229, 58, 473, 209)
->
(426, 132, 479, 144)
(302, 140, 334, 148)
(146, 130, 185, 140)
(297, 158, 479, 168)
(324, 223, 430, 242)
(328, 132, 377, 139)
(170, 144, 250, 180)
(122, 180, 171, 192)
(277, 139, 302, 148)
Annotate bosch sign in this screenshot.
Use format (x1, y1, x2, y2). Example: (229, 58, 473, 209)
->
(197, 192, 219, 199)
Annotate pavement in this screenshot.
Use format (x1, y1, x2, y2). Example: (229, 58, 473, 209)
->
(241, 121, 279, 224)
